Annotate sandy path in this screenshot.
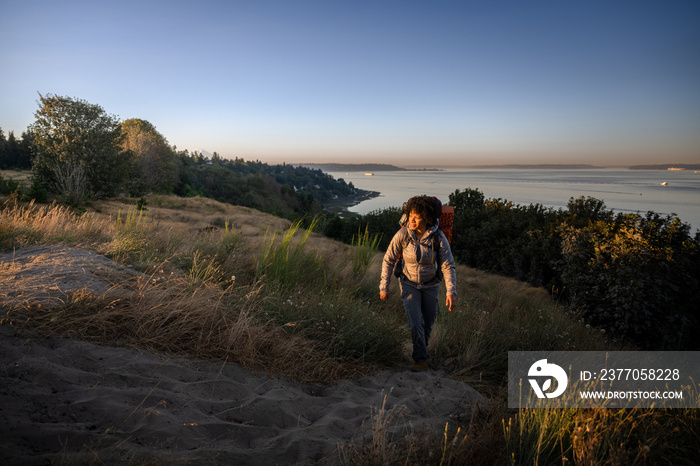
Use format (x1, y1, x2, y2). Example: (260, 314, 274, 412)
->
(1, 326, 482, 465)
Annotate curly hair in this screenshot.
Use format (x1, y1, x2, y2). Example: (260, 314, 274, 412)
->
(406, 195, 439, 226)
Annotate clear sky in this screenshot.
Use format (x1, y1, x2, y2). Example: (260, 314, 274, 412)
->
(2, 0, 699, 166)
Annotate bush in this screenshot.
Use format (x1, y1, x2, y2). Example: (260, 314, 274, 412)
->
(0, 173, 20, 195)
(558, 212, 700, 348)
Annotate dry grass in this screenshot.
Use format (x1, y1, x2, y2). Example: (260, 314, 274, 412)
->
(1, 195, 372, 383)
(6, 271, 363, 384)
(0, 198, 111, 250)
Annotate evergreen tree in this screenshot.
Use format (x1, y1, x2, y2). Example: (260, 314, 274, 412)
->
(0, 128, 7, 169)
(17, 130, 34, 169)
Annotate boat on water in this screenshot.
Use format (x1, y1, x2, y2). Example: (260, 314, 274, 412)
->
(660, 181, 668, 186)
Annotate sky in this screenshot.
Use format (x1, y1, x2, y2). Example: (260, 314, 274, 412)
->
(2, 0, 699, 167)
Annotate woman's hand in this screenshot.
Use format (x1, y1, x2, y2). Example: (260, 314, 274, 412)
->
(446, 294, 456, 312)
(380, 291, 389, 303)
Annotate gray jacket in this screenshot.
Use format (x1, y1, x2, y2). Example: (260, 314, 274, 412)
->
(380, 224, 457, 296)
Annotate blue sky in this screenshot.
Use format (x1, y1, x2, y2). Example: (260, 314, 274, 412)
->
(2, 0, 699, 166)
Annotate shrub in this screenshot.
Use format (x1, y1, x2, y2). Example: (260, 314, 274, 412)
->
(558, 212, 700, 348)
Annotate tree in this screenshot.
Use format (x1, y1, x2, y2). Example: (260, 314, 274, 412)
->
(30, 94, 130, 202)
(17, 130, 34, 169)
(0, 128, 33, 170)
(0, 128, 7, 169)
(6, 132, 19, 168)
(119, 118, 178, 195)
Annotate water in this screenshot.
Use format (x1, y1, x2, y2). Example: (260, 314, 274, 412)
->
(326, 168, 700, 233)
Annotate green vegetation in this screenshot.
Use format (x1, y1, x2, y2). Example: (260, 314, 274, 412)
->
(174, 155, 360, 219)
(350, 225, 382, 278)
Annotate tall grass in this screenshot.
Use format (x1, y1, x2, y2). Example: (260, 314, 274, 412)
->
(187, 250, 227, 286)
(105, 206, 155, 263)
(0, 198, 109, 250)
(351, 225, 382, 277)
(256, 217, 326, 291)
(504, 404, 700, 465)
(6, 272, 359, 383)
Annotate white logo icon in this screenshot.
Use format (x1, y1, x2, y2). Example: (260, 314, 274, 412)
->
(528, 359, 568, 399)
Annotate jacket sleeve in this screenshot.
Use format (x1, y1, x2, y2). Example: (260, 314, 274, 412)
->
(379, 228, 406, 293)
(437, 231, 457, 297)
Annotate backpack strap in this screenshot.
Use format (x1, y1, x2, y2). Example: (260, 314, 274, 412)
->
(432, 232, 443, 281)
(393, 233, 411, 279)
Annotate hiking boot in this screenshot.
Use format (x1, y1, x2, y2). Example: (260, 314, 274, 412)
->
(411, 361, 428, 372)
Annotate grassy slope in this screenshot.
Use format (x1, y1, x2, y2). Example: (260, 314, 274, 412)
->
(1, 194, 697, 465)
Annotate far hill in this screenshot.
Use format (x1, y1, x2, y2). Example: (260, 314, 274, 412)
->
(298, 163, 441, 172)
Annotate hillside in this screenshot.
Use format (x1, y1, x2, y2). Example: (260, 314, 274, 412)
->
(1, 195, 696, 465)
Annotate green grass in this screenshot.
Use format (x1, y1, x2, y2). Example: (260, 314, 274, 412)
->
(351, 224, 382, 277)
(256, 217, 327, 292)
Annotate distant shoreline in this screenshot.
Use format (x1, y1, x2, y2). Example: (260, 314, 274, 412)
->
(467, 164, 603, 169)
(628, 164, 700, 170)
(298, 163, 442, 172)
(300, 162, 700, 171)
(321, 189, 381, 215)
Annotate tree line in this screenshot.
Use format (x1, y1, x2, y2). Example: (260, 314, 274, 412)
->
(322, 189, 700, 351)
(0, 128, 32, 170)
(0, 94, 361, 219)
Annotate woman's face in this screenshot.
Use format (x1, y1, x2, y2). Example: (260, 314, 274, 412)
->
(408, 210, 427, 233)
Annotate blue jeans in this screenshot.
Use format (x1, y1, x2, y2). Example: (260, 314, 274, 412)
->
(400, 280, 439, 363)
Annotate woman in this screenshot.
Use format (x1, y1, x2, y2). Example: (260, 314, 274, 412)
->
(379, 196, 457, 371)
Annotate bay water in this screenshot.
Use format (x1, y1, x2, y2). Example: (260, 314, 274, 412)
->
(326, 168, 700, 233)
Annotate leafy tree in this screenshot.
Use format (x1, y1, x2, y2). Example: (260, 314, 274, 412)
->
(119, 118, 178, 195)
(30, 94, 130, 203)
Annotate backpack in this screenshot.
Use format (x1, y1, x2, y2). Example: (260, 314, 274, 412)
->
(392, 197, 454, 279)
